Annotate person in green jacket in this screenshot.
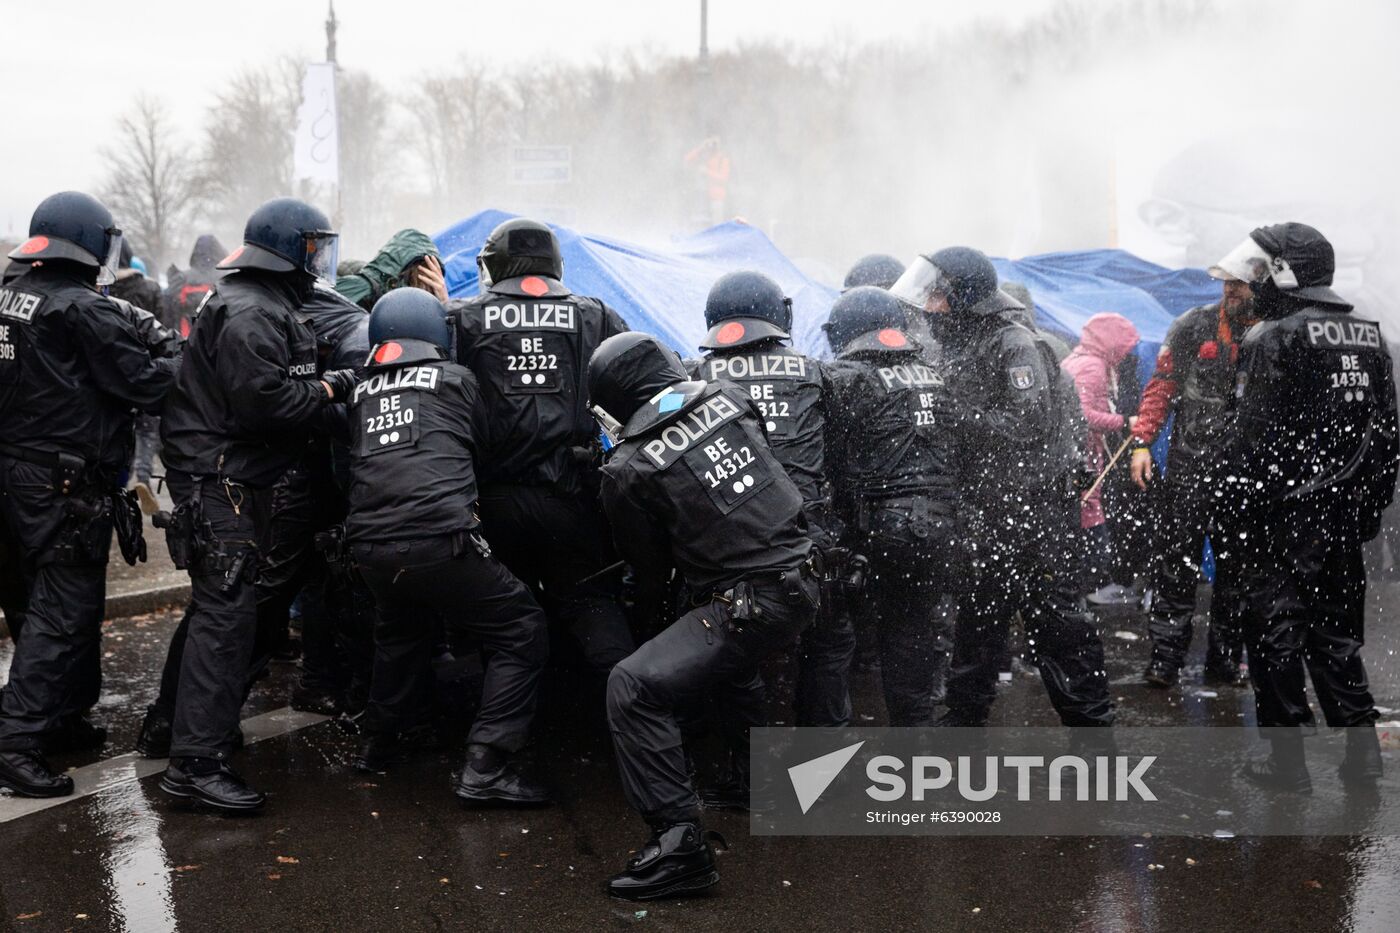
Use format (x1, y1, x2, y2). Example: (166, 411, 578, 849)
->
(336, 228, 447, 310)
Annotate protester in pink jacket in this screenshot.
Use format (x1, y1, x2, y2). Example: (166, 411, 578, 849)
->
(1060, 313, 1140, 593)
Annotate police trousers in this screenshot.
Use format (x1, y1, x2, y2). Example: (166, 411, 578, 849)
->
(166, 472, 269, 761)
(606, 574, 817, 825)
(354, 534, 548, 751)
(0, 457, 111, 750)
(946, 486, 1113, 726)
(478, 483, 634, 673)
(860, 500, 956, 727)
(1239, 494, 1376, 729)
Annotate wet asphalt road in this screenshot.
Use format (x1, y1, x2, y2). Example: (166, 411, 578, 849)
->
(1, 582, 1399, 932)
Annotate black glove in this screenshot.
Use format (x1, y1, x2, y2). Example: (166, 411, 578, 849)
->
(321, 368, 358, 401)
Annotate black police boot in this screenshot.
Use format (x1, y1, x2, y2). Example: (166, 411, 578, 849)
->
(353, 733, 403, 773)
(1202, 648, 1248, 688)
(454, 744, 550, 807)
(1338, 728, 1384, 786)
(1142, 658, 1180, 688)
(160, 758, 266, 812)
(607, 821, 725, 901)
(290, 681, 342, 716)
(0, 749, 75, 798)
(136, 706, 172, 758)
(1242, 736, 1312, 794)
(42, 715, 108, 754)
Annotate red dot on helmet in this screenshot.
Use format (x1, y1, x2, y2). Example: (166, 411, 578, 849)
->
(18, 236, 49, 255)
(374, 342, 403, 364)
(520, 276, 548, 297)
(877, 328, 907, 347)
(717, 321, 746, 345)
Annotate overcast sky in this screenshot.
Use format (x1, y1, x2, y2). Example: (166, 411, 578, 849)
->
(0, 0, 1068, 235)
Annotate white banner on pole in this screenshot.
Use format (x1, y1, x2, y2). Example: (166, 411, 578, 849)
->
(293, 62, 339, 185)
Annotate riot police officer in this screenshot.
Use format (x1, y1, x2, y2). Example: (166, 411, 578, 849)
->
(155, 197, 355, 811)
(347, 288, 550, 803)
(0, 191, 178, 797)
(590, 332, 819, 900)
(822, 286, 960, 726)
(450, 219, 633, 677)
(1215, 224, 1398, 792)
(891, 247, 1113, 728)
(135, 279, 376, 760)
(692, 271, 851, 728)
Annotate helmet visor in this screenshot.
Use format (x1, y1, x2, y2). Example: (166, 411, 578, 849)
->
(888, 255, 950, 311)
(1210, 237, 1297, 289)
(304, 232, 340, 285)
(96, 229, 123, 287)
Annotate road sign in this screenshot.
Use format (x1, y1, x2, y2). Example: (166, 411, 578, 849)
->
(509, 146, 572, 185)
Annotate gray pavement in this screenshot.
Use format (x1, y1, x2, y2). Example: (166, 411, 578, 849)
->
(1, 582, 1399, 931)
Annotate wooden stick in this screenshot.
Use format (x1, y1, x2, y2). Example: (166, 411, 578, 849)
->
(1081, 434, 1135, 502)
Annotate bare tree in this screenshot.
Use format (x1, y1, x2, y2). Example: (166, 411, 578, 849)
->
(193, 61, 301, 240)
(100, 96, 197, 270)
(411, 61, 509, 228)
(338, 69, 400, 257)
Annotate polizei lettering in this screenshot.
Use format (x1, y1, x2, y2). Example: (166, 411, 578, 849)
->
(483, 302, 577, 332)
(877, 363, 944, 391)
(0, 288, 42, 323)
(352, 366, 442, 404)
(706, 353, 808, 381)
(1306, 318, 1381, 350)
(641, 395, 744, 468)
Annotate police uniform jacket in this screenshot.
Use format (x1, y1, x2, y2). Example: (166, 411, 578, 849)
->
(1231, 300, 1399, 530)
(346, 340, 487, 543)
(690, 342, 831, 533)
(451, 275, 627, 488)
(823, 329, 959, 521)
(160, 270, 328, 487)
(599, 380, 812, 597)
(0, 263, 178, 473)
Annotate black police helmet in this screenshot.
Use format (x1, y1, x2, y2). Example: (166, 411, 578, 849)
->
(8, 191, 122, 279)
(588, 332, 689, 431)
(1249, 222, 1347, 307)
(367, 287, 451, 357)
(700, 270, 792, 349)
(219, 197, 338, 281)
(928, 246, 999, 313)
(823, 286, 912, 353)
(477, 218, 563, 286)
(842, 253, 906, 291)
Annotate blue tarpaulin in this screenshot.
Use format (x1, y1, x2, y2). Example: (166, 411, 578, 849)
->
(434, 210, 838, 358)
(434, 211, 1220, 366)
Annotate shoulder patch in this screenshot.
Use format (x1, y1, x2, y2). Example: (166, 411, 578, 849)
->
(1009, 364, 1036, 390)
